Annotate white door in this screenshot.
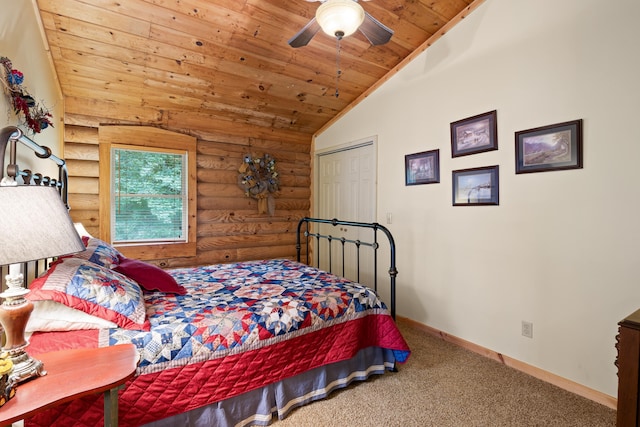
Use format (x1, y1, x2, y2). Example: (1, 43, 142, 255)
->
(316, 141, 376, 286)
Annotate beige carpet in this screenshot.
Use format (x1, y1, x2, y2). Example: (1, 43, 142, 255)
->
(276, 318, 616, 426)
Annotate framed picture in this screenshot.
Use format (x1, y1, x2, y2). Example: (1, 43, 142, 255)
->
(450, 110, 498, 157)
(405, 149, 440, 185)
(452, 165, 499, 206)
(515, 119, 583, 174)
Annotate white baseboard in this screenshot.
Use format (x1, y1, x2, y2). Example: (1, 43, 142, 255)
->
(397, 316, 617, 410)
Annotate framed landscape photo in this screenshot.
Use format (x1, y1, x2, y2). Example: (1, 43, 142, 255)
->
(405, 149, 440, 186)
(450, 110, 498, 158)
(515, 119, 583, 174)
(452, 165, 499, 206)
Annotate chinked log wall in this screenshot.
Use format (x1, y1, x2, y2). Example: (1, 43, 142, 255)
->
(62, 97, 312, 268)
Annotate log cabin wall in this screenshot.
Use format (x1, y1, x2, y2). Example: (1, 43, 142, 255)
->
(62, 97, 312, 269)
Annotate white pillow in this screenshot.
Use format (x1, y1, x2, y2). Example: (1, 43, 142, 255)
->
(26, 299, 118, 332)
(74, 222, 93, 238)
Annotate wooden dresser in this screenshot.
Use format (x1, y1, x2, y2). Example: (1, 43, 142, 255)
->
(617, 308, 640, 426)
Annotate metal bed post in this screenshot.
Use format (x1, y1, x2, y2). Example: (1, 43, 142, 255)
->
(1, 126, 70, 209)
(1, 126, 72, 285)
(296, 217, 398, 319)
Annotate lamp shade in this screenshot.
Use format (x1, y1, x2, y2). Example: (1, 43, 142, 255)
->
(316, 0, 365, 38)
(0, 186, 84, 265)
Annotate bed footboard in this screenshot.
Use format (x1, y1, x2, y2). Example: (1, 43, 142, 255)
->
(296, 217, 398, 319)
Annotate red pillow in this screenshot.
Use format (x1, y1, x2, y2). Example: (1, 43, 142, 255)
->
(114, 256, 187, 295)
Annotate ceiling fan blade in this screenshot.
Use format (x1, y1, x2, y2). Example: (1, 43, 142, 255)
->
(288, 18, 322, 48)
(359, 11, 394, 45)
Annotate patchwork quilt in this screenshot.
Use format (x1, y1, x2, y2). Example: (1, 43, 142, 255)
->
(26, 259, 410, 427)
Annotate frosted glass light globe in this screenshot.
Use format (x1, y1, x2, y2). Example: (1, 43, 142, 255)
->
(316, 0, 365, 39)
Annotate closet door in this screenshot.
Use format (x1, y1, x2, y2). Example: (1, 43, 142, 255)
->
(316, 141, 376, 286)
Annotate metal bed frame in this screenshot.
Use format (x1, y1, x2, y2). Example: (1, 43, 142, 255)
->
(296, 217, 398, 319)
(0, 126, 69, 205)
(1, 126, 70, 283)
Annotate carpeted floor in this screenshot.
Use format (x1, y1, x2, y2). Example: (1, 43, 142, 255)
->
(276, 318, 616, 426)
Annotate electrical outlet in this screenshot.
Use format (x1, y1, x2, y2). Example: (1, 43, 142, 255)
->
(522, 321, 533, 338)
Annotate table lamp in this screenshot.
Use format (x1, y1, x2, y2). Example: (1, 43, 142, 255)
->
(0, 185, 85, 382)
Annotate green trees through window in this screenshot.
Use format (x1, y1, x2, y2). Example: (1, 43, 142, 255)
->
(112, 148, 187, 243)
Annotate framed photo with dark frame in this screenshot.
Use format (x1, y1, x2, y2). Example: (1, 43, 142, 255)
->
(452, 165, 499, 206)
(405, 149, 440, 186)
(450, 110, 498, 158)
(515, 119, 583, 174)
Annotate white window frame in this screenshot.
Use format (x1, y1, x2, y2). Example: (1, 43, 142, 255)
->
(110, 145, 189, 245)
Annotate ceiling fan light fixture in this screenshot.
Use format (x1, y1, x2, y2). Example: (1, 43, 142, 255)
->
(316, 0, 365, 39)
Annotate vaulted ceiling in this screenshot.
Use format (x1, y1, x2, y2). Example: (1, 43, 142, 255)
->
(35, 0, 481, 136)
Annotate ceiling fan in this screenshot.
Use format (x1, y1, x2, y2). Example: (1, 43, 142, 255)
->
(288, 0, 394, 48)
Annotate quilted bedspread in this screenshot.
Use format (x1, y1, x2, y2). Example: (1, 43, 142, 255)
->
(26, 259, 410, 426)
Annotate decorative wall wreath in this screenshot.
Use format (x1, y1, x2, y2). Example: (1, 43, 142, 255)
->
(238, 153, 280, 215)
(0, 56, 53, 134)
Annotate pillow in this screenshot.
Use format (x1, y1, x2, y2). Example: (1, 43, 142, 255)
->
(114, 256, 187, 295)
(26, 300, 118, 332)
(71, 237, 121, 269)
(73, 222, 94, 238)
(27, 257, 148, 330)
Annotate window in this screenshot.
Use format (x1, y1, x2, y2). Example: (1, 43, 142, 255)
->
(99, 126, 196, 260)
(111, 146, 187, 244)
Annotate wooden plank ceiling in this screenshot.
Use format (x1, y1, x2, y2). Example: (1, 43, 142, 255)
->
(35, 0, 477, 136)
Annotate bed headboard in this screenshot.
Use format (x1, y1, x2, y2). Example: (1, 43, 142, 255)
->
(0, 126, 70, 207)
(296, 217, 398, 319)
(1, 126, 71, 285)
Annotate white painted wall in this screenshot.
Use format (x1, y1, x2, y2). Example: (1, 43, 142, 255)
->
(0, 0, 63, 176)
(315, 0, 640, 398)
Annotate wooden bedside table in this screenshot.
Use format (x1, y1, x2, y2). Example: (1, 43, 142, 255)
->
(0, 344, 138, 427)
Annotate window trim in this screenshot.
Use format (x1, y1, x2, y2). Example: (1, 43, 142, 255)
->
(99, 126, 197, 260)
